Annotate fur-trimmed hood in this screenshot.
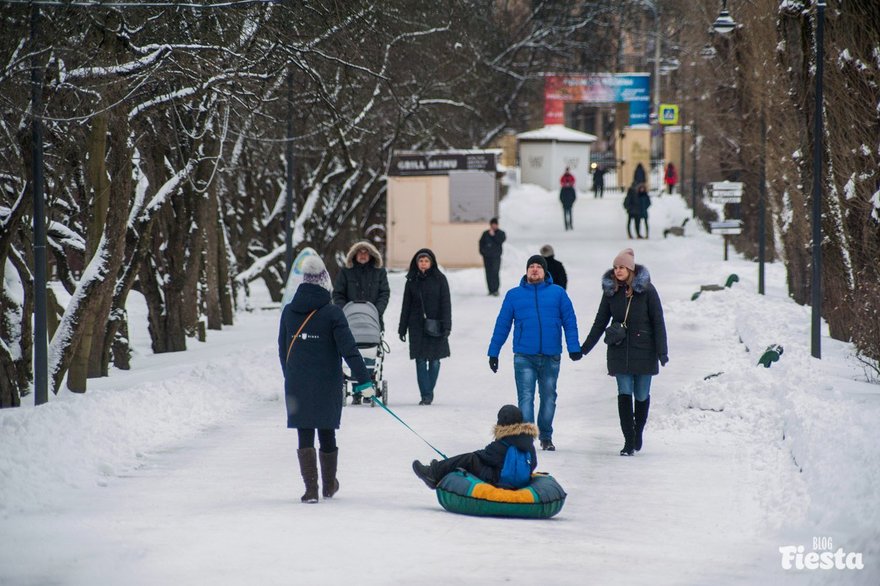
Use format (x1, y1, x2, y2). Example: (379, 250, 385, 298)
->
(344, 241, 383, 269)
(492, 422, 539, 441)
(602, 264, 651, 296)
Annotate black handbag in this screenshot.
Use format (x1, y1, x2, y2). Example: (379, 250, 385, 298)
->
(423, 318, 444, 337)
(419, 290, 445, 338)
(604, 295, 633, 346)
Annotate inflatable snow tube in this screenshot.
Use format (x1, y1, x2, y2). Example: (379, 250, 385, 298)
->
(435, 470, 566, 519)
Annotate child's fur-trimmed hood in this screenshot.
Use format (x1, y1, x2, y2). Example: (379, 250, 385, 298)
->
(492, 422, 539, 441)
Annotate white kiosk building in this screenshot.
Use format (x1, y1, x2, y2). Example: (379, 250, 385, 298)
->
(517, 125, 597, 192)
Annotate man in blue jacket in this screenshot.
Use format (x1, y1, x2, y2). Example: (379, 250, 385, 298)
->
(487, 255, 581, 451)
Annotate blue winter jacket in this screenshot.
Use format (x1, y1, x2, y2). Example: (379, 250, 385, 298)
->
(488, 275, 580, 357)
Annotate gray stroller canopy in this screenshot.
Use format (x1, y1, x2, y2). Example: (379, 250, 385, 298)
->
(343, 301, 382, 346)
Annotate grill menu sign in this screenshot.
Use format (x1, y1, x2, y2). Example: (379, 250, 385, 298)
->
(389, 152, 497, 176)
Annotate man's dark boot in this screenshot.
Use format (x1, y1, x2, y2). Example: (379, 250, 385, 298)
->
(318, 449, 340, 498)
(634, 397, 650, 452)
(618, 395, 635, 456)
(297, 448, 320, 503)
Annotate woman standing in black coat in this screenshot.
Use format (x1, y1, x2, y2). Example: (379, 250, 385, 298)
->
(398, 248, 451, 405)
(278, 255, 373, 503)
(580, 248, 668, 456)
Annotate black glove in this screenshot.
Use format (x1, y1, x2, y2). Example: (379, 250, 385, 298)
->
(489, 357, 498, 373)
(659, 354, 669, 367)
(399, 333, 406, 343)
(569, 351, 582, 361)
(442, 330, 450, 339)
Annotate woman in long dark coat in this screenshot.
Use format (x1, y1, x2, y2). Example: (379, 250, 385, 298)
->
(580, 248, 668, 456)
(398, 248, 451, 405)
(278, 255, 372, 503)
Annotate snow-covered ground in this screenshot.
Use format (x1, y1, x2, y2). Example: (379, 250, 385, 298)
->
(1, 184, 877, 585)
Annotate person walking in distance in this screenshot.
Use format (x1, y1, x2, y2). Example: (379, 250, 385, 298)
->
(664, 162, 677, 195)
(479, 217, 506, 297)
(559, 167, 577, 230)
(633, 162, 647, 187)
(398, 249, 452, 405)
(278, 255, 374, 503)
(487, 255, 581, 451)
(579, 248, 668, 456)
(540, 244, 568, 290)
(623, 183, 641, 239)
(636, 183, 652, 239)
(592, 163, 606, 199)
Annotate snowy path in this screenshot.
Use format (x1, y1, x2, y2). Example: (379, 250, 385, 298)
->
(2, 185, 876, 585)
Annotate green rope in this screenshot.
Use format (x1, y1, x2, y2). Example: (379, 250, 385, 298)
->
(370, 397, 447, 460)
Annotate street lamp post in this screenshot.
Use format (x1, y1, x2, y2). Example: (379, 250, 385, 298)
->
(810, 0, 826, 359)
(30, 4, 48, 406)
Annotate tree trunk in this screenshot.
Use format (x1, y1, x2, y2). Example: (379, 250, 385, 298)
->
(204, 185, 223, 331)
(49, 114, 132, 394)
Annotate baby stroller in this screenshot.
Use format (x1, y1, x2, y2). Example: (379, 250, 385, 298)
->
(342, 301, 389, 407)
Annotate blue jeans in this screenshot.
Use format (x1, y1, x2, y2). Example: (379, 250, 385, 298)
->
(415, 359, 441, 401)
(513, 354, 561, 441)
(615, 374, 652, 402)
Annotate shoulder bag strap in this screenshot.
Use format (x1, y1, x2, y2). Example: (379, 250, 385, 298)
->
(286, 309, 317, 363)
(622, 295, 633, 327)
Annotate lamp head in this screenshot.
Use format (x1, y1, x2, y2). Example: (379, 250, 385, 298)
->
(712, 1, 736, 34)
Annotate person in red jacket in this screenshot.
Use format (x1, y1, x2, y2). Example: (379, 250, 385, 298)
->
(664, 162, 678, 195)
(559, 167, 577, 230)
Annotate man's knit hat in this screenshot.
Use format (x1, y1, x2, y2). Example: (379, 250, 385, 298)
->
(526, 254, 548, 273)
(497, 404, 524, 426)
(301, 255, 332, 291)
(540, 244, 554, 257)
(613, 248, 635, 271)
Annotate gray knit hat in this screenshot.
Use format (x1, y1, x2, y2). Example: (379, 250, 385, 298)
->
(301, 255, 332, 291)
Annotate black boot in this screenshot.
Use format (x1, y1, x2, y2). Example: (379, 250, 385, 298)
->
(412, 460, 439, 489)
(617, 395, 635, 456)
(634, 397, 650, 452)
(318, 449, 340, 498)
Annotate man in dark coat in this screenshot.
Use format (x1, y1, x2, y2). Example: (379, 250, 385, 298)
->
(623, 183, 644, 239)
(279, 255, 372, 503)
(332, 240, 390, 329)
(580, 248, 668, 456)
(412, 405, 538, 489)
(592, 164, 605, 198)
(633, 162, 647, 186)
(478, 217, 506, 297)
(398, 248, 452, 405)
(540, 244, 568, 290)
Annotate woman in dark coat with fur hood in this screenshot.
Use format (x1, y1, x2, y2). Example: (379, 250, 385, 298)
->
(580, 248, 668, 456)
(398, 248, 451, 405)
(332, 240, 390, 328)
(412, 404, 538, 489)
(278, 255, 373, 503)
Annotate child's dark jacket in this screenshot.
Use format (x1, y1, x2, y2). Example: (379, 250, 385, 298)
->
(472, 422, 539, 485)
